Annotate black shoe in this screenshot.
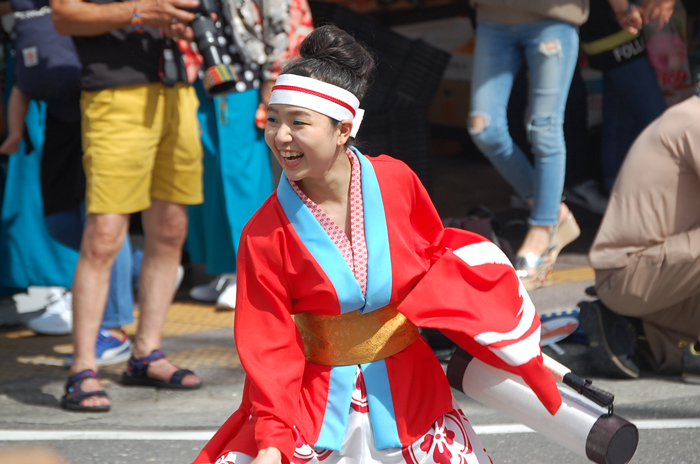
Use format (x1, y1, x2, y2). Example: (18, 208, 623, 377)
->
(632, 335, 656, 372)
(682, 343, 700, 384)
(578, 299, 640, 379)
(585, 285, 597, 297)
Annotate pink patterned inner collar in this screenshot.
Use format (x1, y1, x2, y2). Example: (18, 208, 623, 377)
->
(288, 149, 368, 296)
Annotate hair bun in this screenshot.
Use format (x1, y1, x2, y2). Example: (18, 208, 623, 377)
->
(298, 25, 375, 84)
(281, 25, 375, 102)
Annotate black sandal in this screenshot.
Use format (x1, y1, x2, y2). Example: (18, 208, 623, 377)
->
(61, 369, 110, 412)
(121, 349, 201, 390)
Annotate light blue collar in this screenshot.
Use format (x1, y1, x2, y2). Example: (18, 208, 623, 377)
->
(276, 148, 392, 313)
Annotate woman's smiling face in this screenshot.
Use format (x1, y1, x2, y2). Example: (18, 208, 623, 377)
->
(265, 104, 351, 183)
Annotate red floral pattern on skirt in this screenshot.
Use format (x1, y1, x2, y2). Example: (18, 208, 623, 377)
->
(215, 368, 491, 464)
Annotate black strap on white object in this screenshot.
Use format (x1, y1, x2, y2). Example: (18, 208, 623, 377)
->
(562, 372, 615, 416)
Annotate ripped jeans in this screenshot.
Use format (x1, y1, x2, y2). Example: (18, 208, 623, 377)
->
(469, 20, 578, 226)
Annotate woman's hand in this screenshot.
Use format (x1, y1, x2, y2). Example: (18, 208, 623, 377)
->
(250, 447, 282, 464)
(613, 2, 644, 34)
(641, 0, 676, 31)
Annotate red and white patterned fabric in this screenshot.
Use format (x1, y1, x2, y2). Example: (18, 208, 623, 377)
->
(271, 74, 359, 122)
(270, 75, 366, 137)
(350, 368, 369, 413)
(214, 368, 492, 464)
(289, 149, 368, 296)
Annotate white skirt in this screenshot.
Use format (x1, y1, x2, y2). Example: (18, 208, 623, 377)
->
(215, 367, 492, 464)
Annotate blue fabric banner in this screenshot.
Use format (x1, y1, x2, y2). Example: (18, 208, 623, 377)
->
(0, 101, 78, 295)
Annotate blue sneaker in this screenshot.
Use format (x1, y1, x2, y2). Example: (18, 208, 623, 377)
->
(63, 329, 132, 367)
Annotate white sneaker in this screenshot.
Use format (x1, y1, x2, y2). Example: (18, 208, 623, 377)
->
(63, 328, 132, 367)
(12, 286, 67, 314)
(27, 290, 73, 335)
(215, 280, 237, 311)
(190, 273, 236, 302)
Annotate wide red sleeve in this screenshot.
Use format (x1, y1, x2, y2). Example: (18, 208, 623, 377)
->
(234, 222, 307, 464)
(394, 166, 562, 415)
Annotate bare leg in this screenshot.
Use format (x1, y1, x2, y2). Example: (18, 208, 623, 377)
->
(132, 199, 199, 386)
(0, 88, 6, 141)
(70, 213, 130, 408)
(0, 86, 29, 155)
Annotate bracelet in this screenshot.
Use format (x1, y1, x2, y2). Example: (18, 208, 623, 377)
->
(131, 6, 144, 33)
(623, 1, 635, 18)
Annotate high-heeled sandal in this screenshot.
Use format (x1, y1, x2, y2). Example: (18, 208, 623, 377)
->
(515, 213, 581, 292)
(548, 213, 581, 264)
(515, 252, 554, 292)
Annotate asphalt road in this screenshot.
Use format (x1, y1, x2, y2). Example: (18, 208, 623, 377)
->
(2, 373, 700, 464)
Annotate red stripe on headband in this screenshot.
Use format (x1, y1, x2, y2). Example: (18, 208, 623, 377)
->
(272, 84, 357, 117)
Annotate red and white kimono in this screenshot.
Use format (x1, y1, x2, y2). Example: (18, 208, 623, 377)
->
(192, 149, 561, 464)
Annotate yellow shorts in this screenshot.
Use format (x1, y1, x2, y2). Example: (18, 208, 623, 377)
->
(81, 82, 203, 214)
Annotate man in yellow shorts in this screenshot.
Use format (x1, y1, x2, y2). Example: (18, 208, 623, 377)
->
(52, 0, 204, 411)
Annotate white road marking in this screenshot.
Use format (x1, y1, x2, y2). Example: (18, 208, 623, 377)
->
(633, 418, 700, 430)
(0, 430, 216, 441)
(474, 418, 700, 435)
(2, 418, 700, 441)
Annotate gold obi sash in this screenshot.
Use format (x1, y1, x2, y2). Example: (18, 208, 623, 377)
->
(294, 304, 420, 366)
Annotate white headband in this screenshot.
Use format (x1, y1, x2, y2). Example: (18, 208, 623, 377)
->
(269, 74, 365, 138)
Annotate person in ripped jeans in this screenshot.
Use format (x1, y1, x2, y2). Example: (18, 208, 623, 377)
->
(467, 0, 585, 292)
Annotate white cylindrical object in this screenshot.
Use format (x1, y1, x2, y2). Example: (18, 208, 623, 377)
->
(447, 351, 638, 464)
(543, 353, 571, 383)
